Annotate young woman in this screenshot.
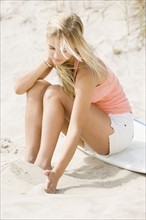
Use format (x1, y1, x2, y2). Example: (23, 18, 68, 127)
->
(14, 12, 134, 193)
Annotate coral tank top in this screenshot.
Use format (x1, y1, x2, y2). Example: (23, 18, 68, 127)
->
(74, 60, 132, 114)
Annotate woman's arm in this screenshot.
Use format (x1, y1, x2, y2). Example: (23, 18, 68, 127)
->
(45, 64, 96, 193)
(14, 59, 53, 94)
(52, 64, 96, 177)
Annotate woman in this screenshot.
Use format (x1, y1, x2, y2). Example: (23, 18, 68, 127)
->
(14, 12, 134, 193)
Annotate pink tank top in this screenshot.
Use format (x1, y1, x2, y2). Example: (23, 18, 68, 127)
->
(74, 60, 132, 114)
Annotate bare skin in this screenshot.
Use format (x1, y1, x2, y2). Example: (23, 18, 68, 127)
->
(24, 79, 113, 193)
(14, 36, 113, 193)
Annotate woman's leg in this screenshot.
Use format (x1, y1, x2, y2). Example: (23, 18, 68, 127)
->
(34, 85, 66, 169)
(62, 107, 112, 154)
(34, 85, 113, 170)
(25, 81, 83, 165)
(25, 80, 50, 163)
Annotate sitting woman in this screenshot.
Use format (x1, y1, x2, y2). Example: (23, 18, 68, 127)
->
(14, 12, 134, 193)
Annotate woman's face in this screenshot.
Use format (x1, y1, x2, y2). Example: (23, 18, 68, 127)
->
(47, 36, 73, 65)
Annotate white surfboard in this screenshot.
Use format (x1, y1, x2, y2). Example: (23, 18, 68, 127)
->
(78, 119, 146, 174)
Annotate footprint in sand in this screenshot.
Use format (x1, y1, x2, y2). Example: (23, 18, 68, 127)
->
(0, 138, 24, 155)
(0, 138, 12, 153)
(2, 160, 46, 186)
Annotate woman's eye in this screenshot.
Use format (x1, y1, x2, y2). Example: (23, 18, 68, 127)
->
(49, 47, 55, 50)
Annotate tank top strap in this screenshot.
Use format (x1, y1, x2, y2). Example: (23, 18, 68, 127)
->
(74, 60, 80, 81)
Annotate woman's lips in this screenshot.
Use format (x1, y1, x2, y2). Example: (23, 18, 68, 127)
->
(53, 58, 62, 62)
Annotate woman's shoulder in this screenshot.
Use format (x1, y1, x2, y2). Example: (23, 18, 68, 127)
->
(75, 56, 114, 85)
(94, 58, 109, 86)
(74, 60, 89, 76)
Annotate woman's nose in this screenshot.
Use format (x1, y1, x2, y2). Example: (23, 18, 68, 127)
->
(53, 51, 62, 59)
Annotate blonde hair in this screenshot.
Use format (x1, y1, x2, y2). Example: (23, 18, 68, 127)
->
(46, 12, 107, 97)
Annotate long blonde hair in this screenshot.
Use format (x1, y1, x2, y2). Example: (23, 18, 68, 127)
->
(46, 12, 107, 97)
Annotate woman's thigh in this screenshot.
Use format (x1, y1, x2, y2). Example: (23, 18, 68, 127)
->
(51, 86, 113, 155)
(80, 105, 113, 155)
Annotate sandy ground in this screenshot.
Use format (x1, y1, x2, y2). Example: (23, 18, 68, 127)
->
(1, 1, 145, 219)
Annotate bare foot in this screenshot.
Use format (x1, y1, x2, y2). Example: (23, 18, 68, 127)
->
(44, 170, 59, 193)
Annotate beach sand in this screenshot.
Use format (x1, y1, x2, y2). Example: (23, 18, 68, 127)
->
(1, 1, 145, 219)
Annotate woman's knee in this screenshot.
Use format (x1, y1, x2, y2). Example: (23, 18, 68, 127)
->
(43, 85, 62, 102)
(27, 80, 50, 99)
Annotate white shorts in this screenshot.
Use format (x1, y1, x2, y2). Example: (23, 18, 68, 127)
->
(84, 113, 134, 156)
(108, 113, 134, 155)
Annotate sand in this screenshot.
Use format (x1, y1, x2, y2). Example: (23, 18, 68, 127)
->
(1, 1, 145, 219)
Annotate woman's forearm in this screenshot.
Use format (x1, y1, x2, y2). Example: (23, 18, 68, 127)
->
(14, 60, 52, 94)
(53, 97, 92, 177)
(52, 132, 81, 177)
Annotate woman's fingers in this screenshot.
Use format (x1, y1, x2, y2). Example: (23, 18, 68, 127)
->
(44, 171, 58, 193)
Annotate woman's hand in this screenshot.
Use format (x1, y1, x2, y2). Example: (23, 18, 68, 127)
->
(44, 170, 60, 193)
